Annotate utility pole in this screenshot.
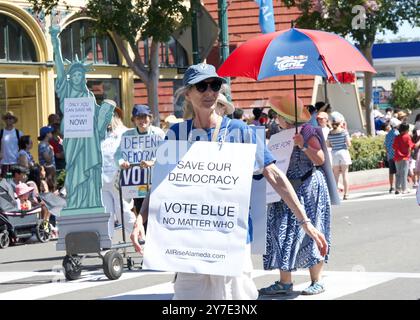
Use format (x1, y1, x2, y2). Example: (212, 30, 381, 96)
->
(218, 0, 231, 100)
(191, 0, 200, 64)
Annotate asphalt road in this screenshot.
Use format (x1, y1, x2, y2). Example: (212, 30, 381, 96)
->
(0, 185, 419, 300)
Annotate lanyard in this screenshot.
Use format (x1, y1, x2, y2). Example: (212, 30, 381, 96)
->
(188, 117, 230, 144)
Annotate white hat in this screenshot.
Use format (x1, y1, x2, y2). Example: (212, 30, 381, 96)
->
(330, 111, 345, 123)
(389, 117, 401, 128)
(217, 94, 235, 115)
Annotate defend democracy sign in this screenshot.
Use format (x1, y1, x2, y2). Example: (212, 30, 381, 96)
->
(63, 97, 94, 138)
(143, 140, 256, 276)
(120, 133, 163, 198)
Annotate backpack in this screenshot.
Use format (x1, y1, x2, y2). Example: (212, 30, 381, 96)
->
(0, 128, 21, 152)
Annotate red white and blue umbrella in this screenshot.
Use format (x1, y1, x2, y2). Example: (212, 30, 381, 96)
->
(218, 28, 376, 129)
(218, 27, 376, 80)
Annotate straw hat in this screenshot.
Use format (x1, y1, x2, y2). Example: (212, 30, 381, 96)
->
(217, 94, 235, 115)
(268, 95, 310, 124)
(2, 111, 18, 123)
(15, 183, 34, 197)
(164, 114, 183, 124)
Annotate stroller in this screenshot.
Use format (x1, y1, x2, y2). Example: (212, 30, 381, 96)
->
(0, 180, 50, 248)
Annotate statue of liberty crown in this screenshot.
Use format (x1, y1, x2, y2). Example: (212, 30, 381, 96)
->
(65, 54, 94, 75)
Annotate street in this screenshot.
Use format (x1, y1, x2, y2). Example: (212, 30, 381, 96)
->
(0, 184, 419, 300)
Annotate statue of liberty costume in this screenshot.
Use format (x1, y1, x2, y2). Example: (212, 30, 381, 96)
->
(50, 25, 114, 210)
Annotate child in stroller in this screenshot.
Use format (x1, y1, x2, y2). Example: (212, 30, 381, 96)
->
(0, 181, 51, 248)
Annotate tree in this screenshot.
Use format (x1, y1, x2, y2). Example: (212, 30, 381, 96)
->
(389, 77, 420, 110)
(282, 0, 420, 135)
(29, 0, 191, 125)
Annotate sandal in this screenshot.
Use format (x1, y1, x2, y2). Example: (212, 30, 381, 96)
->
(258, 281, 293, 296)
(343, 194, 349, 200)
(301, 281, 325, 295)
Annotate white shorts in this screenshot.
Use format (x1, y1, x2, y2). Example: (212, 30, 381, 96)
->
(332, 149, 352, 166)
(172, 244, 258, 300)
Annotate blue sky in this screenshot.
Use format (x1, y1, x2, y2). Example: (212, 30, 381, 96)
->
(379, 21, 420, 41)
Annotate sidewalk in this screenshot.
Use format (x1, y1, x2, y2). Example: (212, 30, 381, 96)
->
(347, 168, 388, 191)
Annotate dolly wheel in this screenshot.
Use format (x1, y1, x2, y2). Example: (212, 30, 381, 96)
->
(103, 250, 123, 280)
(63, 255, 82, 281)
(0, 231, 10, 249)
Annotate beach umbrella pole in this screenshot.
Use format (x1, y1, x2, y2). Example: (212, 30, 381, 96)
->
(293, 75, 298, 133)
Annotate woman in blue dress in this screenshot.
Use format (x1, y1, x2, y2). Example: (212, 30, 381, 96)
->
(260, 95, 331, 296)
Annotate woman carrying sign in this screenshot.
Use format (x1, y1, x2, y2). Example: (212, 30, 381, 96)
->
(130, 63, 328, 300)
(116, 105, 165, 219)
(259, 96, 331, 296)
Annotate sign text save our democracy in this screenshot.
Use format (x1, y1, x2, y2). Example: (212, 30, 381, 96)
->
(168, 160, 240, 187)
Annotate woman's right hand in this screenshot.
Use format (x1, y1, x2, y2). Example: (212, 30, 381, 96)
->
(302, 222, 328, 257)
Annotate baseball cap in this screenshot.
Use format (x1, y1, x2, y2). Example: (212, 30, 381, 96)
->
(132, 104, 152, 117)
(183, 63, 226, 86)
(38, 126, 54, 140)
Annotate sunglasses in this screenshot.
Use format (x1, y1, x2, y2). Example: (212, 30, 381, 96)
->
(5, 116, 14, 120)
(194, 80, 223, 93)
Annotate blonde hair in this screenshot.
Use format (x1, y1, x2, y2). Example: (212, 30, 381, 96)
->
(174, 83, 228, 120)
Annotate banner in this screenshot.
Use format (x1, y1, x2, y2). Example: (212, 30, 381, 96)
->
(266, 128, 297, 203)
(143, 140, 256, 276)
(255, 0, 275, 33)
(63, 97, 94, 138)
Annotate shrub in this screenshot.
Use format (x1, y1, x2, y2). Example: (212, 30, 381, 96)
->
(348, 135, 387, 172)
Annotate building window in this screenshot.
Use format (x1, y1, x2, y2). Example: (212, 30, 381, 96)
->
(60, 20, 119, 65)
(87, 79, 121, 107)
(0, 14, 37, 62)
(142, 37, 188, 68)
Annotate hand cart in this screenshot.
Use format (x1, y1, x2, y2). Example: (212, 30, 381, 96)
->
(61, 165, 150, 281)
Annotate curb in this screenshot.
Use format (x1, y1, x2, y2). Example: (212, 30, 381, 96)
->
(349, 180, 389, 191)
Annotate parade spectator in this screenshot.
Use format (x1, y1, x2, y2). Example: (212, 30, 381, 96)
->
(15, 183, 34, 211)
(38, 126, 56, 183)
(117, 104, 165, 219)
(267, 108, 280, 139)
(384, 118, 401, 193)
(307, 104, 318, 127)
(101, 103, 136, 237)
(251, 107, 264, 126)
(316, 112, 331, 141)
(392, 122, 420, 194)
(17, 135, 35, 170)
(48, 114, 66, 172)
(327, 112, 352, 200)
(0, 111, 23, 177)
(233, 108, 245, 121)
(260, 95, 331, 296)
(130, 63, 328, 300)
(384, 107, 393, 120)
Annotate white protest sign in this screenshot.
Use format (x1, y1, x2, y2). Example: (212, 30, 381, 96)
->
(120, 133, 163, 198)
(143, 140, 256, 276)
(63, 97, 94, 138)
(266, 127, 298, 203)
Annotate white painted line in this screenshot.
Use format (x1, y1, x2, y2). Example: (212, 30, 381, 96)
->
(0, 270, 170, 300)
(105, 281, 174, 300)
(0, 272, 62, 284)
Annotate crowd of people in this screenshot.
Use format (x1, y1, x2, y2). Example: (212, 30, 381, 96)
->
(5, 60, 416, 300)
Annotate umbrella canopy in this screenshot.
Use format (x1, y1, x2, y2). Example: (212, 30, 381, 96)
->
(217, 28, 376, 80)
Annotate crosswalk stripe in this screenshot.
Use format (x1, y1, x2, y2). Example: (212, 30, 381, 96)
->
(0, 270, 170, 300)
